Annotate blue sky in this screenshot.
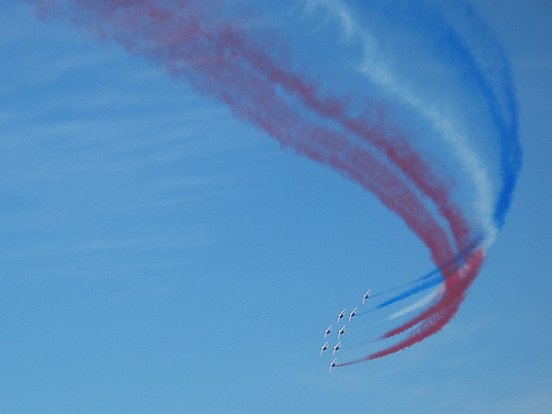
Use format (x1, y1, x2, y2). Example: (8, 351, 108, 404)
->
(1, 1, 551, 413)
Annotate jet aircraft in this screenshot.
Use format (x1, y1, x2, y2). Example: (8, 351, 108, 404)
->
(337, 308, 346, 323)
(329, 358, 338, 372)
(362, 289, 372, 304)
(348, 307, 358, 322)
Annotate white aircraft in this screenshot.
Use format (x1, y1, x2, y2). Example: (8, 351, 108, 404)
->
(324, 324, 332, 339)
(337, 308, 346, 323)
(348, 307, 358, 322)
(329, 357, 338, 372)
(332, 341, 341, 355)
(362, 289, 372, 304)
(337, 325, 346, 339)
(320, 341, 329, 355)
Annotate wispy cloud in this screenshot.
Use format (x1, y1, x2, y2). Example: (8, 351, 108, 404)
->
(0, 233, 211, 260)
(0, 47, 116, 96)
(498, 390, 552, 414)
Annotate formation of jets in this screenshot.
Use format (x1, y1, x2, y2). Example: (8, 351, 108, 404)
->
(321, 288, 372, 372)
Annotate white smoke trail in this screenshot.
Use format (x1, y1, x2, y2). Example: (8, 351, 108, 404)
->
(305, 0, 497, 246)
(388, 284, 444, 320)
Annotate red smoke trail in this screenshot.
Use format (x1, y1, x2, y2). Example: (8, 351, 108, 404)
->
(31, 0, 484, 361)
(382, 250, 484, 339)
(229, 39, 472, 251)
(337, 249, 484, 365)
(37, 0, 471, 251)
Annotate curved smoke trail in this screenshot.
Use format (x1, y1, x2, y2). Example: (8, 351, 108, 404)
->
(388, 285, 445, 321)
(30, 0, 520, 366)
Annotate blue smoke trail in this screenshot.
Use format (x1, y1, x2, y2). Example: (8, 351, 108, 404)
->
(371, 267, 441, 299)
(370, 237, 482, 308)
(363, 0, 521, 229)
(375, 276, 443, 310)
(359, 275, 442, 315)
(451, 0, 521, 228)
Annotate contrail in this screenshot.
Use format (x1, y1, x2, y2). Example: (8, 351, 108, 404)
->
(338, 250, 484, 366)
(364, 238, 482, 310)
(306, 0, 497, 246)
(29, 0, 519, 365)
(388, 285, 444, 320)
(361, 275, 443, 315)
(352, 0, 520, 231)
(422, 0, 522, 229)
